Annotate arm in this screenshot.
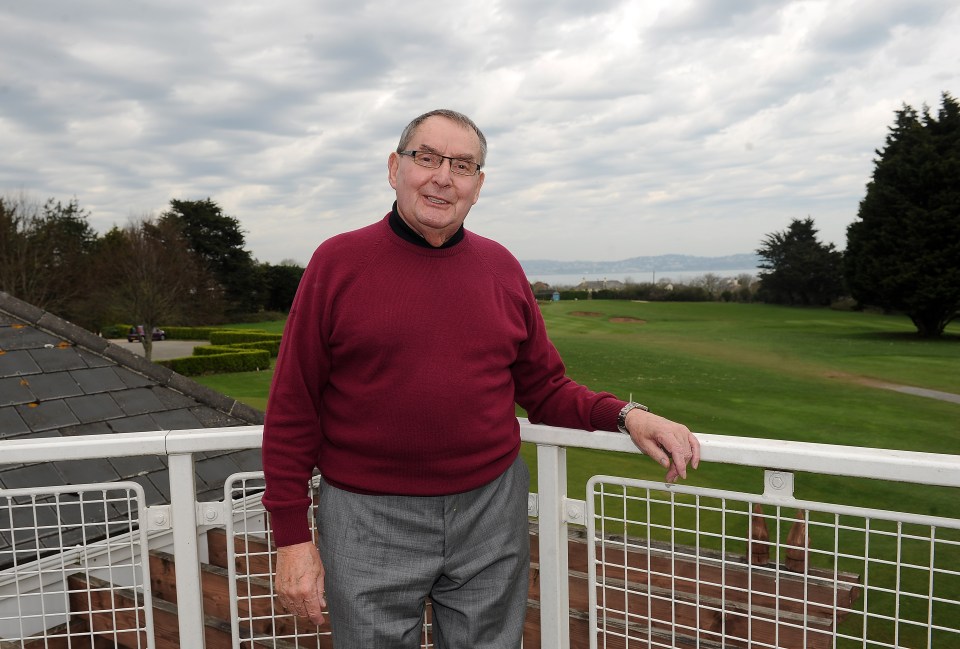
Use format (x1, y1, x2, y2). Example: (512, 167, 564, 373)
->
(510, 282, 700, 482)
(262, 253, 332, 545)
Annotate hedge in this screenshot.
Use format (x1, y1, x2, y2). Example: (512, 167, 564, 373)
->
(193, 340, 281, 357)
(157, 350, 270, 376)
(209, 330, 282, 346)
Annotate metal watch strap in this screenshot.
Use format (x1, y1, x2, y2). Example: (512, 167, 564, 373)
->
(617, 401, 650, 433)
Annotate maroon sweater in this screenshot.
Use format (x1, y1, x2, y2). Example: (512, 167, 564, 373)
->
(261, 214, 626, 546)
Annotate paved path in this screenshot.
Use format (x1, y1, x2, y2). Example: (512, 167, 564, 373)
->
(109, 339, 208, 361)
(872, 382, 960, 405)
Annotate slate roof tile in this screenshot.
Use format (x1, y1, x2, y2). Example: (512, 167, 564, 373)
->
(22, 372, 83, 400)
(150, 408, 205, 430)
(0, 376, 35, 407)
(65, 394, 126, 424)
(60, 421, 114, 436)
(109, 453, 166, 480)
(16, 399, 80, 431)
(0, 407, 29, 437)
(112, 366, 154, 389)
(0, 324, 58, 351)
(56, 457, 123, 486)
(106, 414, 163, 433)
(30, 346, 88, 372)
(231, 449, 263, 473)
(112, 388, 166, 416)
(75, 349, 112, 369)
(0, 349, 41, 376)
(70, 367, 127, 393)
(1, 463, 63, 490)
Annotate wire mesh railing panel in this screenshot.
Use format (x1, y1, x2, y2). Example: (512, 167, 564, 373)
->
(586, 476, 960, 649)
(224, 472, 437, 648)
(225, 472, 331, 648)
(0, 483, 154, 648)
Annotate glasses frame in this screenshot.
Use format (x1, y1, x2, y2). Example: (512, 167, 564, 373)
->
(397, 150, 482, 176)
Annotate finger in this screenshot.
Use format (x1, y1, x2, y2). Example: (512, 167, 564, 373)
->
(668, 445, 690, 480)
(635, 437, 671, 470)
(316, 568, 327, 608)
(664, 463, 681, 484)
(304, 594, 325, 625)
(690, 433, 701, 470)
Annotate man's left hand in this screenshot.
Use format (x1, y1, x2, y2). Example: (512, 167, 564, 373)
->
(624, 409, 701, 482)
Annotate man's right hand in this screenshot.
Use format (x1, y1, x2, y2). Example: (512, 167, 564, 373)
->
(275, 541, 326, 625)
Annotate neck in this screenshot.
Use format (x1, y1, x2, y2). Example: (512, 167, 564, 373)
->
(389, 203, 464, 249)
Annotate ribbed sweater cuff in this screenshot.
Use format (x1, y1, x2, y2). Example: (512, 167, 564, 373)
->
(268, 507, 314, 548)
(591, 397, 628, 432)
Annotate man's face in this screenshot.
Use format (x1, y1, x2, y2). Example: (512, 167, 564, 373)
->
(388, 116, 485, 247)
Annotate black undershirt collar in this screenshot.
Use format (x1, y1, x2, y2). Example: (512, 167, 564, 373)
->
(389, 202, 464, 249)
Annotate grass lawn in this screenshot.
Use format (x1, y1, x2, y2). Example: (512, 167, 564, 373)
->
(194, 302, 959, 644)
(196, 301, 959, 514)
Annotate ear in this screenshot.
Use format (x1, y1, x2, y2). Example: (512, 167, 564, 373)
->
(387, 152, 400, 190)
(471, 170, 485, 205)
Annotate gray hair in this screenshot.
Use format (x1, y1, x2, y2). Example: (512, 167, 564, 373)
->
(397, 109, 487, 167)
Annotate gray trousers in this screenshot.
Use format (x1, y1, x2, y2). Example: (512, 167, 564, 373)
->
(316, 456, 530, 648)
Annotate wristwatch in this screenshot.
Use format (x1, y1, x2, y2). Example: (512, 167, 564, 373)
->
(617, 401, 650, 434)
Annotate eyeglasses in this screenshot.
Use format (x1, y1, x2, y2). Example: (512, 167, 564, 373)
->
(398, 150, 482, 176)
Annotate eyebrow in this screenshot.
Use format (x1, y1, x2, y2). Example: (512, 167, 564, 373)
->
(418, 144, 477, 162)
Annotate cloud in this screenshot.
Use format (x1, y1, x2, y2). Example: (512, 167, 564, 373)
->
(1, 0, 958, 268)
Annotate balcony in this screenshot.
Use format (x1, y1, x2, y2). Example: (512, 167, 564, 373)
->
(1, 421, 958, 648)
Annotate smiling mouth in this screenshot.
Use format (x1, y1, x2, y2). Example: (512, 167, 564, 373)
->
(425, 196, 450, 205)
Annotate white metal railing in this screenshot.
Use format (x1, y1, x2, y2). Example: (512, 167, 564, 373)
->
(0, 422, 957, 648)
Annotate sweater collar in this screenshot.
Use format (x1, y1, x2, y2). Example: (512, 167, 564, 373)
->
(388, 202, 465, 249)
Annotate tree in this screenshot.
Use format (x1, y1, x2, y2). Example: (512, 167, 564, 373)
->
(259, 259, 305, 313)
(0, 194, 99, 324)
(101, 217, 214, 360)
(845, 93, 960, 337)
(756, 217, 843, 306)
(160, 199, 261, 317)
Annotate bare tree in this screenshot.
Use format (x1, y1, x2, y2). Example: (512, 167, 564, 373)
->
(102, 216, 213, 361)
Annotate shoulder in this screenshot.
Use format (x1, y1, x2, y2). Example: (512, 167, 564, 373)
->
(464, 230, 523, 271)
(463, 230, 531, 292)
(314, 218, 387, 258)
(305, 218, 389, 270)
(299, 217, 390, 291)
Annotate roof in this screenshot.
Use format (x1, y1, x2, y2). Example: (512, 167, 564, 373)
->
(0, 291, 264, 561)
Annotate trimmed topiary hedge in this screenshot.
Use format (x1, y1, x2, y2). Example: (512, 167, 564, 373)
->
(192, 340, 281, 357)
(157, 350, 270, 376)
(209, 330, 282, 346)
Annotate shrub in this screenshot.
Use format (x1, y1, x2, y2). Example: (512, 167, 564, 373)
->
(157, 350, 270, 376)
(209, 330, 281, 346)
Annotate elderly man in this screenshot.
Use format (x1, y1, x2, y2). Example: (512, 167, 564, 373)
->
(261, 109, 700, 648)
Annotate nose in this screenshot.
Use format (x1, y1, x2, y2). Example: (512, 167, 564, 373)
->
(431, 158, 454, 184)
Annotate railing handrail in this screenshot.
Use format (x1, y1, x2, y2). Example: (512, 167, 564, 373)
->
(2, 421, 957, 488)
(520, 422, 960, 488)
(3, 420, 959, 649)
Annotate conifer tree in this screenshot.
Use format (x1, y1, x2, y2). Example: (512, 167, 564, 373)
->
(845, 93, 960, 337)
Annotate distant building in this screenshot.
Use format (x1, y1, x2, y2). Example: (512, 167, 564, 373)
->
(576, 278, 625, 291)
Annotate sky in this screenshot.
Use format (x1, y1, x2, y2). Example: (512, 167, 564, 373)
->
(2, 0, 958, 266)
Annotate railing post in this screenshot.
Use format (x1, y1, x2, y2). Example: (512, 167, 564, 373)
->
(536, 443, 570, 649)
(168, 452, 206, 647)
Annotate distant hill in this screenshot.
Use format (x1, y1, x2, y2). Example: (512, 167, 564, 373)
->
(519, 253, 762, 275)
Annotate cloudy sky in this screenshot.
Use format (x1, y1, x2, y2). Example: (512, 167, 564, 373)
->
(2, 1, 958, 267)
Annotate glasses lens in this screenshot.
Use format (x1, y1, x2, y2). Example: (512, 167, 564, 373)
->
(413, 152, 441, 168)
(406, 151, 479, 175)
(450, 160, 478, 176)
